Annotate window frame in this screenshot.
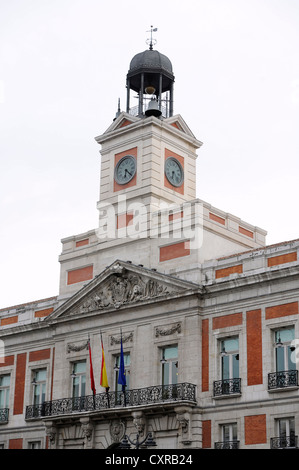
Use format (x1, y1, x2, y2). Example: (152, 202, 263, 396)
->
(71, 360, 87, 398)
(114, 352, 131, 392)
(219, 336, 239, 380)
(161, 345, 178, 386)
(0, 374, 10, 409)
(274, 326, 295, 372)
(32, 368, 47, 406)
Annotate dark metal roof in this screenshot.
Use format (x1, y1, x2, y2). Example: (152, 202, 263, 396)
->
(128, 49, 173, 76)
(127, 49, 175, 95)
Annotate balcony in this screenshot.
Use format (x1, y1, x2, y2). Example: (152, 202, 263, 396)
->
(213, 378, 241, 397)
(214, 440, 239, 449)
(270, 435, 298, 449)
(0, 408, 9, 424)
(25, 383, 196, 420)
(268, 370, 298, 391)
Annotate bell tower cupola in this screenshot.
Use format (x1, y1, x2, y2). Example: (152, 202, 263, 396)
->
(126, 26, 175, 118)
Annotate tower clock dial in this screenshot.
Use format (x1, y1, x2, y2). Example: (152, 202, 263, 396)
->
(165, 157, 184, 187)
(114, 155, 137, 185)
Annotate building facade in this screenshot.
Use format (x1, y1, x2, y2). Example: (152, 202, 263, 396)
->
(0, 43, 298, 450)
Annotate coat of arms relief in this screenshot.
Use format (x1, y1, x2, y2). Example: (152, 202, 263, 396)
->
(71, 265, 181, 314)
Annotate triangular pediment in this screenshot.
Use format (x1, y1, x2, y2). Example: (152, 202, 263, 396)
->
(95, 112, 202, 150)
(46, 261, 199, 322)
(98, 111, 140, 137)
(164, 114, 199, 141)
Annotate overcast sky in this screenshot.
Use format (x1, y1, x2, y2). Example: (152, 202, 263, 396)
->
(0, 0, 298, 308)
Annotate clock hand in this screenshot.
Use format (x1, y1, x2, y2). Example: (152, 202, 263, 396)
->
(125, 168, 132, 177)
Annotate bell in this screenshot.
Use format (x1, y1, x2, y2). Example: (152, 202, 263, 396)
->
(145, 98, 162, 117)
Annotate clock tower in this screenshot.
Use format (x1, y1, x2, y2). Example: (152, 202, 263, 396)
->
(58, 37, 266, 300)
(95, 42, 203, 238)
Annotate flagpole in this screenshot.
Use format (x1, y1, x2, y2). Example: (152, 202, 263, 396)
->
(100, 333, 110, 408)
(88, 335, 96, 411)
(118, 328, 127, 407)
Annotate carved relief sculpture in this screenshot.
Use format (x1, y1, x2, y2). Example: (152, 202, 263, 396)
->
(72, 268, 177, 314)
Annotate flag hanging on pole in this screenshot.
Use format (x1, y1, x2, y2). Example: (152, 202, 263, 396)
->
(118, 334, 126, 391)
(100, 335, 109, 389)
(88, 339, 96, 395)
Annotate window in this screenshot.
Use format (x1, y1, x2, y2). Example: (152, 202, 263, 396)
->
(28, 441, 41, 449)
(220, 337, 239, 380)
(161, 345, 178, 386)
(222, 423, 238, 443)
(32, 369, 47, 405)
(214, 337, 241, 396)
(114, 353, 130, 391)
(275, 327, 295, 372)
(0, 375, 10, 409)
(271, 417, 297, 448)
(72, 361, 86, 398)
(215, 423, 239, 449)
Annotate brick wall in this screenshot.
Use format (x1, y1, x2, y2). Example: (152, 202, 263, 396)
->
(246, 309, 263, 386)
(265, 301, 298, 319)
(67, 265, 93, 285)
(245, 415, 267, 445)
(13, 353, 27, 415)
(201, 319, 209, 392)
(215, 264, 243, 279)
(212, 312, 242, 330)
(159, 241, 190, 262)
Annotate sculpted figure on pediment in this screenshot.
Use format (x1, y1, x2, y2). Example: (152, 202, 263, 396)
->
(73, 270, 173, 314)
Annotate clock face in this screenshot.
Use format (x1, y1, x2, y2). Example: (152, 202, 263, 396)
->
(165, 157, 184, 187)
(114, 155, 137, 185)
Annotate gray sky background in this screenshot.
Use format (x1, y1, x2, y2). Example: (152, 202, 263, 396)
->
(0, 0, 298, 308)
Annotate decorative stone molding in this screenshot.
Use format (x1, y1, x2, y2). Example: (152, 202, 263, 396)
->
(132, 411, 146, 437)
(110, 332, 133, 345)
(80, 418, 93, 443)
(67, 341, 88, 353)
(109, 419, 126, 443)
(45, 422, 57, 448)
(175, 406, 192, 446)
(155, 323, 181, 337)
(72, 270, 176, 314)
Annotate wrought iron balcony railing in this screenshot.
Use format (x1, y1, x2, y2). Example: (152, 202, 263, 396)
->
(213, 378, 241, 397)
(0, 408, 9, 424)
(270, 435, 298, 449)
(25, 383, 196, 420)
(214, 440, 240, 449)
(268, 370, 298, 390)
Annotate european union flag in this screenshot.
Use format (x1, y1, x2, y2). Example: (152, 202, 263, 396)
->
(118, 336, 126, 391)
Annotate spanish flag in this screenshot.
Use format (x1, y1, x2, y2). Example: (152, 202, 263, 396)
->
(88, 339, 96, 395)
(100, 336, 109, 389)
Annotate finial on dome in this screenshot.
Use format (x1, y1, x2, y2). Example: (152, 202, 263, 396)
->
(146, 25, 158, 50)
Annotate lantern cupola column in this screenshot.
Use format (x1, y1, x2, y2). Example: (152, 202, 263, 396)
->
(126, 47, 175, 118)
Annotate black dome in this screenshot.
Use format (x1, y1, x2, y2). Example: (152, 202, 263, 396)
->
(127, 49, 174, 95)
(129, 49, 173, 75)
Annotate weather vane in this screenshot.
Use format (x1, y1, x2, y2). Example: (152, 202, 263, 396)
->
(146, 25, 158, 50)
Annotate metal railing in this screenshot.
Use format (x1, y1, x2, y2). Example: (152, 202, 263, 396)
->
(268, 370, 298, 390)
(25, 383, 196, 420)
(129, 103, 169, 118)
(270, 435, 298, 449)
(0, 408, 9, 424)
(213, 378, 241, 397)
(214, 440, 239, 449)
